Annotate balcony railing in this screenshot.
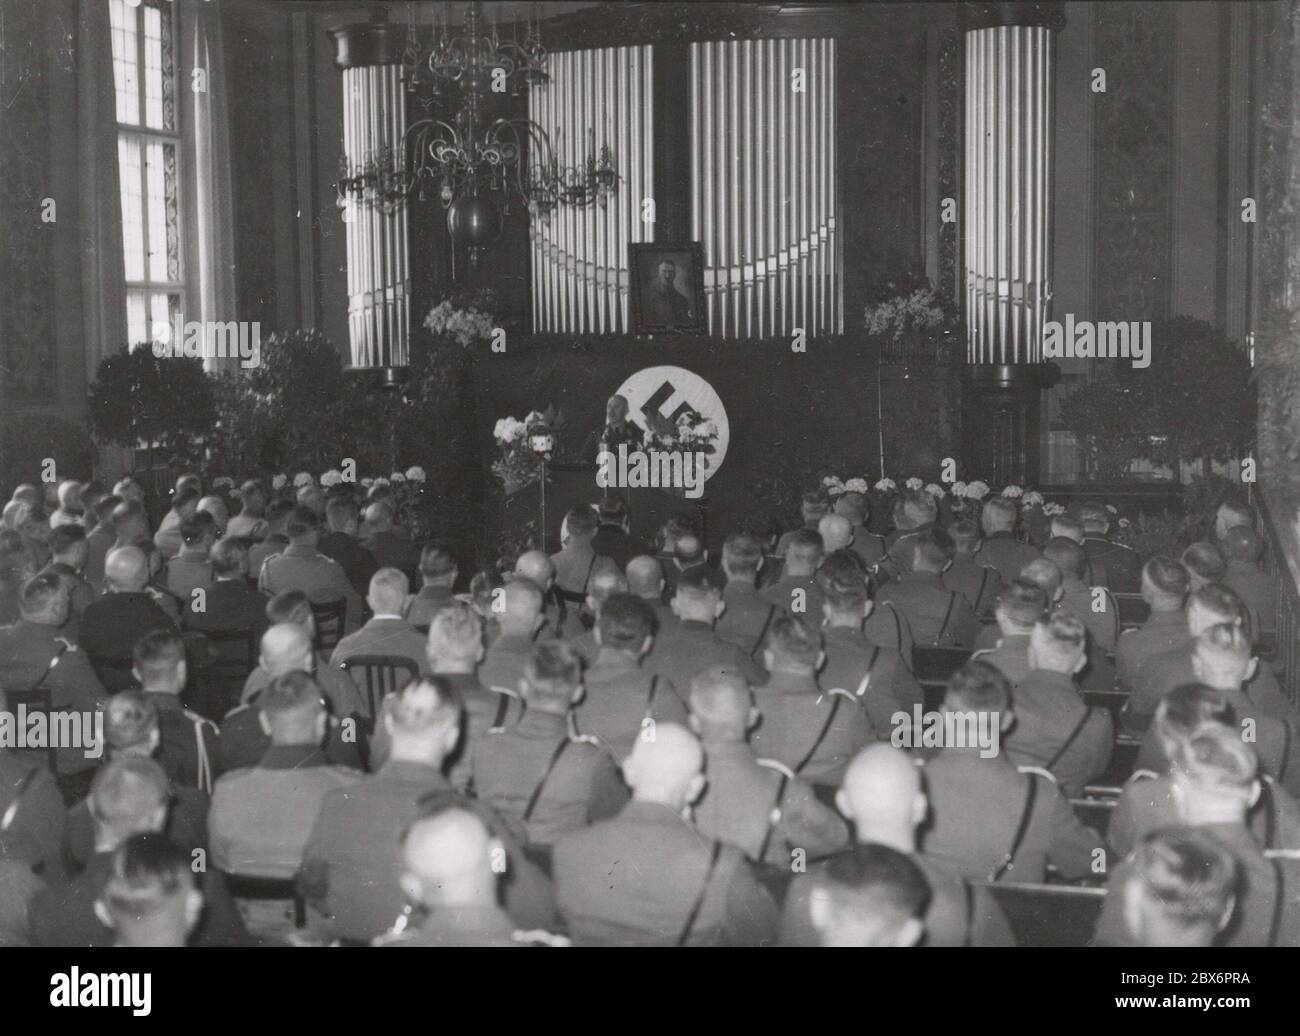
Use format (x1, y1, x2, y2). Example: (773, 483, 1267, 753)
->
(1256, 484, 1300, 709)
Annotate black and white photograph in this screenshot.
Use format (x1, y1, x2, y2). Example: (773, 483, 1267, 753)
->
(0, 0, 1299, 1001)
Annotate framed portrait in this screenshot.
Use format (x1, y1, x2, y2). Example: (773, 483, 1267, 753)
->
(629, 242, 707, 335)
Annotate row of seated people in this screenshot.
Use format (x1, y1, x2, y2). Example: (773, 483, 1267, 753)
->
(3, 640, 1294, 947)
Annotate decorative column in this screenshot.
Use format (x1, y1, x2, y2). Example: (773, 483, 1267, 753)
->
(961, 1, 1065, 486)
(330, 19, 410, 386)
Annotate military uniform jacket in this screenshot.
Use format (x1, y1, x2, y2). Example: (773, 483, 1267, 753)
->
(405, 584, 455, 628)
(819, 623, 923, 733)
(0, 751, 66, 881)
(1225, 559, 1274, 640)
(692, 741, 848, 866)
(300, 759, 558, 944)
(878, 570, 978, 648)
(779, 849, 1018, 947)
(1001, 669, 1114, 798)
(863, 601, 916, 666)
(258, 542, 363, 633)
(329, 617, 432, 685)
(760, 574, 825, 623)
(648, 618, 766, 692)
(438, 672, 524, 792)
(1093, 822, 1300, 947)
(850, 524, 888, 570)
(571, 648, 685, 762)
(209, 743, 362, 879)
(717, 580, 780, 658)
(1115, 610, 1188, 695)
(1109, 771, 1300, 859)
(479, 632, 540, 697)
(79, 592, 176, 665)
(943, 556, 1003, 619)
(240, 659, 367, 720)
(379, 904, 523, 947)
(552, 800, 779, 946)
(470, 709, 628, 848)
(970, 631, 1032, 687)
(550, 543, 611, 597)
(750, 671, 874, 788)
(1059, 577, 1119, 652)
(165, 549, 213, 605)
(0, 620, 107, 775)
(184, 578, 269, 639)
(921, 748, 1103, 883)
(153, 511, 184, 560)
(974, 531, 1041, 584)
(317, 531, 380, 599)
(360, 530, 419, 582)
(247, 534, 289, 576)
(63, 784, 209, 877)
(148, 691, 221, 792)
(882, 521, 937, 580)
(1081, 535, 1142, 594)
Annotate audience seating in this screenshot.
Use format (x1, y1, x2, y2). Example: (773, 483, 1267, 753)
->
(1112, 593, 1150, 631)
(1085, 737, 1142, 796)
(310, 598, 347, 653)
(981, 881, 1105, 947)
(194, 627, 258, 720)
(222, 871, 306, 929)
(339, 654, 419, 718)
(1070, 797, 1115, 836)
(913, 646, 971, 711)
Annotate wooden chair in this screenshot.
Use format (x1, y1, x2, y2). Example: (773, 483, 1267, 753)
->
(912, 646, 972, 710)
(339, 655, 419, 719)
(981, 881, 1106, 947)
(310, 598, 347, 654)
(222, 871, 306, 929)
(1071, 797, 1116, 837)
(195, 627, 258, 720)
(1112, 593, 1151, 631)
(1085, 737, 1142, 796)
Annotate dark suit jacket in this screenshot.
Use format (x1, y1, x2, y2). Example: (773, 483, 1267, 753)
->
(318, 532, 380, 599)
(80, 592, 177, 683)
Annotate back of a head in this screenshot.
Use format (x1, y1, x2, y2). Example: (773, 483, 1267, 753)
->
(810, 843, 929, 947)
(1125, 827, 1238, 947)
(1042, 536, 1087, 581)
(673, 531, 705, 566)
(818, 514, 853, 551)
(105, 545, 148, 591)
(368, 567, 410, 614)
(623, 722, 703, 801)
(171, 487, 201, 514)
(325, 496, 359, 533)
(1079, 502, 1110, 533)
(95, 494, 123, 525)
(820, 562, 870, 616)
(1182, 542, 1227, 585)
(586, 563, 627, 609)
(419, 542, 458, 584)
(99, 833, 198, 944)
(834, 491, 867, 523)
(597, 592, 654, 652)
(91, 756, 170, 840)
(133, 629, 186, 691)
(1019, 557, 1063, 601)
(1216, 500, 1253, 537)
(912, 526, 955, 571)
(18, 571, 66, 623)
(523, 641, 582, 711)
(722, 532, 763, 580)
(996, 578, 1048, 631)
(197, 496, 228, 530)
(764, 613, 821, 672)
(800, 491, 830, 522)
(260, 670, 325, 743)
(426, 602, 483, 667)
(287, 505, 320, 540)
(982, 496, 1017, 531)
(401, 804, 496, 907)
(383, 676, 463, 755)
(784, 528, 823, 574)
(1050, 515, 1084, 544)
(48, 523, 87, 560)
(1155, 683, 1235, 746)
(514, 549, 555, 588)
(901, 490, 937, 527)
(1029, 612, 1086, 672)
(1220, 524, 1262, 564)
(180, 510, 218, 548)
(1193, 622, 1252, 685)
(1172, 723, 1258, 799)
(673, 565, 724, 617)
(111, 500, 147, 542)
(597, 495, 627, 526)
(563, 506, 599, 541)
(264, 499, 295, 532)
(839, 744, 922, 833)
(625, 554, 666, 597)
(106, 691, 160, 756)
(238, 480, 266, 512)
(949, 519, 980, 553)
(210, 537, 248, 579)
(1189, 583, 1246, 635)
(1143, 556, 1190, 606)
(266, 589, 312, 629)
(497, 578, 543, 635)
(688, 665, 753, 740)
(945, 659, 1010, 715)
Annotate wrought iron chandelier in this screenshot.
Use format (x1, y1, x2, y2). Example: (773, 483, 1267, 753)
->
(335, 2, 619, 266)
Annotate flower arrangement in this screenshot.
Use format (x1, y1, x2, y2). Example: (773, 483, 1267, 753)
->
(1001, 484, 1024, 499)
(293, 471, 314, 489)
(422, 288, 499, 348)
(924, 483, 944, 498)
(862, 274, 949, 342)
(320, 469, 344, 487)
(492, 407, 565, 495)
(904, 477, 923, 491)
(874, 478, 897, 492)
(641, 411, 719, 455)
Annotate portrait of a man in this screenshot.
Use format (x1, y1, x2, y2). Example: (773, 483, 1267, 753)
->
(630, 243, 706, 334)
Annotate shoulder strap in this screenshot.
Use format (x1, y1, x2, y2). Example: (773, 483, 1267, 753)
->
(890, 603, 903, 650)
(1281, 722, 1293, 787)
(1045, 707, 1094, 772)
(975, 568, 991, 613)
(644, 674, 660, 715)
(756, 770, 792, 863)
(190, 713, 214, 795)
(1262, 777, 1278, 851)
(751, 604, 778, 658)
(794, 694, 845, 775)
(934, 591, 957, 646)
(581, 551, 599, 594)
(961, 878, 975, 948)
(989, 773, 1040, 882)
(676, 840, 724, 947)
(522, 738, 572, 824)
(1268, 855, 1285, 948)
(492, 691, 514, 729)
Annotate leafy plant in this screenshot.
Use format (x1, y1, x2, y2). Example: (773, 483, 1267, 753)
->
(86, 347, 215, 467)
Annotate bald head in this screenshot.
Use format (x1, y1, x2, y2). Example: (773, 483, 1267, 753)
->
(837, 745, 924, 849)
(622, 723, 705, 809)
(259, 622, 314, 675)
(688, 666, 755, 741)
(626, 555, 665, 599)
(11, 484, 39, 507)
(105, 546, 148, 592)
(401, 807, 501, 911)
(515, 550, 555, 589)
(498, 578, 544, 636)
(818, 514, 853, 553)
(363, 500, 392, 529)
(586, 563, 627, 613)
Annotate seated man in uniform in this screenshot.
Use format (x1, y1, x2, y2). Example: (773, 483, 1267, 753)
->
(781, 744, 1015, 946)
(95, 833, 204, 949)
(257, 506, 363, 634)
(969, 579, 1049, 688)
(1221, 524, 1273, 642)
(317, 497, 380, 601)
(165, 511, 219, 604)
(805, 843, 930, 948)
(1116, 556, 1191, 695)
(833, 491, 887, 571)
(329, 567, 430, 679)
(0, 686, 67, 882)
(1080, 501, 1141, 593)
(132, 631, 221, 794)
(247, 500, 294, 575)
(877, 527, 978, 648)
(761, 529, 824, 618)
(688, 666, 848, 867)
(1044, 535, 1117, 690)
(976, 496, 1040, 584)
(715, 532, 777, 659)
(552, 723, 779, 946)
(651, 567, 766, 690)
(471, 642, 627, 850)
(1182, 541, 1228, 594)
(226, 481, 269, 543)
(557, 563, 625, 665)
(625, 554, 673, 632)
(942, 519, 1002, 620)
(880, 491, 939, 581)
(153, 487, 200, 562)
(80, 546, 177, 692)
(920, 660, 1102, 884)
(405, 542, 458, 627)
(776, 492, 829, 557)
(1114, 827, 1238, 948)
(550, 505, 612, 601)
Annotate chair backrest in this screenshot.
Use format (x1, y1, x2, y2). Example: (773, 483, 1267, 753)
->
(910, 646, 973, 684)
(1084, 737, 1142, 797)
(1112, 593, 1151, 630)
(310, 598, 347, 653)
(339, 654, 419, 719)
(2, 686, 58, 771)
(1070, 797, 1116, 837)
(981, 881, 1106, 947)
(221, 871, 306, 929)
(194, 627, 258, 720)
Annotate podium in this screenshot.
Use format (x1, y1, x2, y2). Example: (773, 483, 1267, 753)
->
(502, 461, 710, 552)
